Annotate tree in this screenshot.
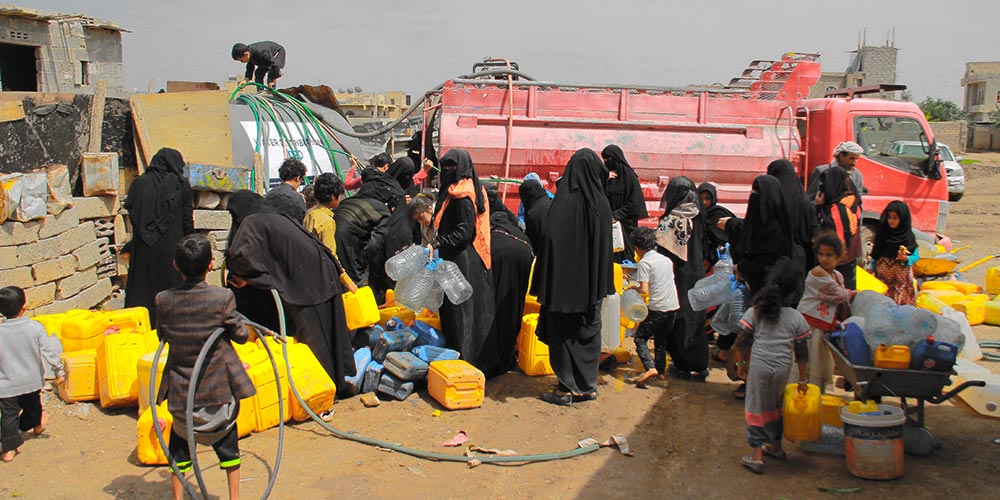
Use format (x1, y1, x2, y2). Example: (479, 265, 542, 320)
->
(919, 97, 967, 122)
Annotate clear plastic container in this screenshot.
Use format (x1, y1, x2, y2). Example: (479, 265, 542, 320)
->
(851, 290, 895, 318)
(600, 294, 622, 350)
(424, 282, 445, 312)
(620, 289, 648, 322)
(688, 276, 730, 311)
(396, 266, 436, 312)
(385, 245, 430, 281)
(435, 260, 473, 305)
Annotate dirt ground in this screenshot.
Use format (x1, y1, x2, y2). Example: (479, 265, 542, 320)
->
(4, 157, 1000, 500)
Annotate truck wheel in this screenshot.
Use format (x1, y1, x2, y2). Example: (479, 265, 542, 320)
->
(858, 223, 876, 269)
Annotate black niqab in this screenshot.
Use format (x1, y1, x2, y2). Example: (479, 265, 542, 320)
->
(519, 180, 551, 252)
(767, 159, 810, 243)
(437, 149, 486, 214)
(697, 182, 734, 244)
(871, 200, 917, 261)
(601, 145, 648, 221)
(136, 148, 186, 245)
(660, 176, 697, 213)
(820, 166, 853, 206)
(531, 148, 614, 314)
(387, 157, 420, 196)
(738, 175, 790, 257)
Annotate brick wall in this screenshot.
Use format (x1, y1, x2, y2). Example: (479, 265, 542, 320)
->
(929, 121, 967, 152)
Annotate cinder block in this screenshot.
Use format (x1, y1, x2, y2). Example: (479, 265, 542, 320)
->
(73, 239, 106, 270)
(37, 207, 80, 239)
(206, 268, 224, 288)
(193, 210, 232, 231)
(60, 221, 97, 253)
(32, 255, 77, 285)
(0, 220, 41, 247)
(24, 282, 56, 309)
(16, 236, 63, 266)
(72, 196, 118, 220)
(56, 266, 98, 299)
(0, 267, 35, 289)
(0, 246, 18, 270)
(75, 278, 113, 310)
(81, 153, 120, 196)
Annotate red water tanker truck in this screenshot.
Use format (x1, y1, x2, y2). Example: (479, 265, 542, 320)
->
(428, 53, 950, 252)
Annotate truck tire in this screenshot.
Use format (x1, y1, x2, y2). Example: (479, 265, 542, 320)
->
(949, 192, 963, 202)
(859, 223, 877, 269)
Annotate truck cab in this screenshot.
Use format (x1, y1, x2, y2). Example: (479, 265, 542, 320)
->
(798, 91, 948, 245)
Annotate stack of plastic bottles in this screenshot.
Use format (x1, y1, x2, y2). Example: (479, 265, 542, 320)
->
(346, 317, 460, 402)
(687, 251, 734, 311)
(387, 245, 473, 312)
(710, 276, 746, 337)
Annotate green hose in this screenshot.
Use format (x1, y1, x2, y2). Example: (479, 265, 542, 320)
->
(979, 340, 1000, 362)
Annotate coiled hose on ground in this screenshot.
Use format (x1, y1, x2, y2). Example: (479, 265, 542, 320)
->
(149, 288, 605, 499)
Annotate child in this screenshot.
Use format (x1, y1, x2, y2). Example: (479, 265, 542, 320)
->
(871, 200, 919, 305)
(231, 41, 285, 88)
(628, 227, 680, 388)
(156, 234, 256, 500)
(798, 232, 855, 390)
(0, 286, 64, 463)
(733, 259, 810, 474)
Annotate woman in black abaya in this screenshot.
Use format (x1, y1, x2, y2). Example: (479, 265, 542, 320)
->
(483, 184, 533, 377)
(519, 179, 551, 252)
(697, 182, 734, 266)
(656, 176, 709, 379)
(532, 149, 615, 405)
(767, 159, 819, 276)
(226, 191, 356, 399)
(602, 145, 648, 263)
(124, 148, 194, 324)
(431, 150, 496, 370)
(386, 157, 421, 198)
(725, 175, 793, 298)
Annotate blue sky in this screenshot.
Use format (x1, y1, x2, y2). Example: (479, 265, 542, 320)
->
(13, 0, 1000, 104)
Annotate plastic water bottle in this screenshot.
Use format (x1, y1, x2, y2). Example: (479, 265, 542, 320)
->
(396, 266, 436, 312)
(620, 289, 648, 322)
(601, 294, 621, 350)
(385, 245, 430, 281)
(434, 260, 473, 305)
(688, 276, 730, 311)
(424, 282, 444, 312)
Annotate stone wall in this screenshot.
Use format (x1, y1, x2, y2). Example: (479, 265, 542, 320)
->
(1, 195, 118, 316)
(929, 121, 967, 152)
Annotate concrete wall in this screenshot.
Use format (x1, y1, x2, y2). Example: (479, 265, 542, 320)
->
(968, 124, 1000, 152)
(929, 121, 967, 152)
(0, 15, 124, 97)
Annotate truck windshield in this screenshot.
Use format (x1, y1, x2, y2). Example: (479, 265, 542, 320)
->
(853, 116, 933, 176)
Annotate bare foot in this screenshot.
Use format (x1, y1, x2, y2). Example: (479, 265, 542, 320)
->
(635, 368, 658, 388)
(33, 412, 47, 435)
(1, 449, 17, 462)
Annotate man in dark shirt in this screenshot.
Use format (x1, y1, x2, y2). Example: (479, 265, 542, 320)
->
(264, 159, 307, 223)
(232, 41, 285, 88)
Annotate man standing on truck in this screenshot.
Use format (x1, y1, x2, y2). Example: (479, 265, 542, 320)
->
(807, 141, 865, 201)
(232, 41, 285, 88)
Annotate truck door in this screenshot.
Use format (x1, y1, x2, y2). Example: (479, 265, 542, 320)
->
(849, 114, 948, 233)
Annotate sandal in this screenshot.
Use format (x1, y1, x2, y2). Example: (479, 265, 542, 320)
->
(572, 392, 598, 403)
(740, 455, 763, 474)
(540, 392, 573, 406)
(761, 444, 787, 460)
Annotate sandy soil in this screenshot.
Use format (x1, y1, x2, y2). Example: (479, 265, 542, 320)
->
(4, 157, 1000, 500)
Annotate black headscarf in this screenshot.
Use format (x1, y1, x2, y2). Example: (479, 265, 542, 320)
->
(227, 190, 278, 249)
(519, 180, 551, 252)
(738, 175, 791, 257)
(660, 176, 697, 214)
(436, 149, 486, 215)
(819, 165, 853, 206)
(387, 157, 419, 195)
(407, 131, 438, 180)
(871, 200, 917, 261)
(697, 182, 734, 244)
(531, 149, 614, 314)
(356, 167, 405, 211)
(767, 159, 811, 241)
(601, 145, 648, 221)
(485, 183, 523, 238)
(136, 148, 186, 245)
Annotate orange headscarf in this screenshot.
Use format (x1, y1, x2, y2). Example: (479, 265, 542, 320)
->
(434, 178, 492, 269)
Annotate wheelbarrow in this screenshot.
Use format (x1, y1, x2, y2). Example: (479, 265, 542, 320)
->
(914, 248, 997, 281)
(823, 334, 985, 456)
